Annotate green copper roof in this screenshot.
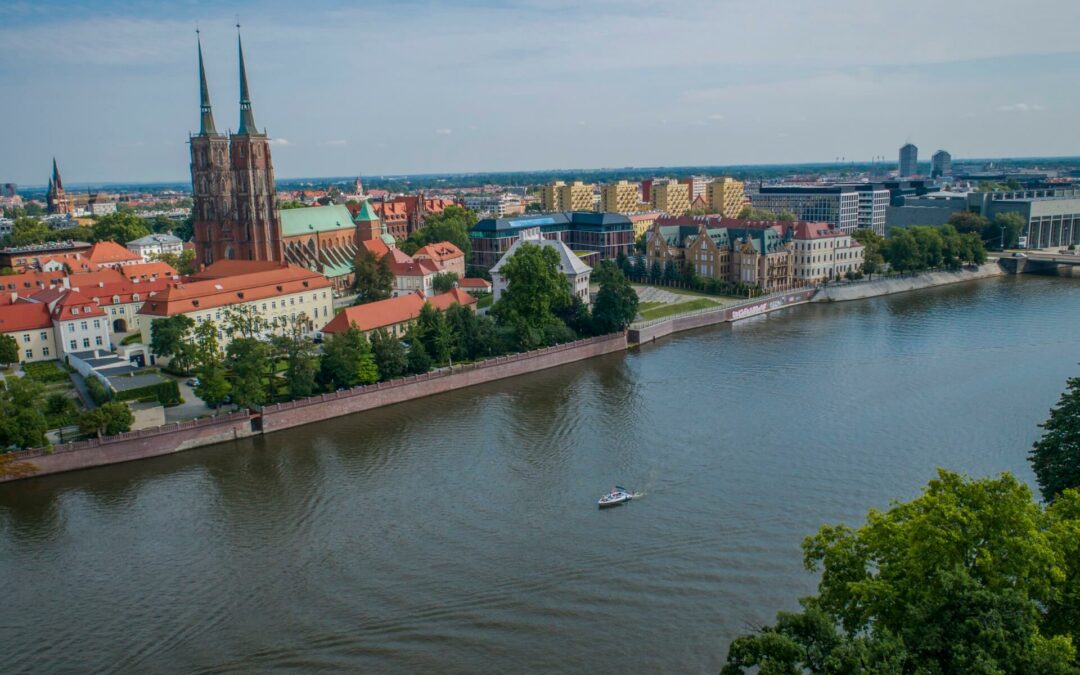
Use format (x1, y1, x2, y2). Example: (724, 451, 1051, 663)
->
(279, 204, 356, 237)
(322, 261, 354, 279)
(380, 233, 396, 245)
(354, 199, 380, 222)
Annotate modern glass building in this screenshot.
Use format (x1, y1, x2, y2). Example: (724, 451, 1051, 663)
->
(899, 143, 918, 177)
(469, 212, 633, 269)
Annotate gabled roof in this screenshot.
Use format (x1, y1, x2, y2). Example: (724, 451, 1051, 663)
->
(280, 204, 357, 238)
(387, 256, 439, 279)
(322, 289, 474, 334)
(490, 237, 591, 276)
(85, 241, 142, 264)
(139, 264, 331, 317)
(69, 269, 129, 288)
(127, 233, 183, 247)
(189, 260, 283, 279)
(457, 277, 492, 290)
(428, 287, 475, 310)
(414, 241, 464, 262)
(50, 290, 107, 321)
(0, 302, 53, 332)
(124, 261, 179, 280)
(360, 238, 391, 258)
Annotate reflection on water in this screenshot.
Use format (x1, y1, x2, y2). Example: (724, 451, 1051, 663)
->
(1, 276, 1078, 673)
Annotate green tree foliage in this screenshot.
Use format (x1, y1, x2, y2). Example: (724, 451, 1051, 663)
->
(490, 242, 572, 350)
(852, 228, 885, 278)
(0, 334, 18, 366)
(738, 206, 778, 220)
(721, 470, 1080, 674)
(193, 321, 231, 407)
(1031, 375, 1080, 502)
(353, 248, 395, 304)
(985, 212, 1026, 250)
(662, 259, 678, 283)
(432, 271, 460, 293)
(415, 303, 455, 365)
(882, 225, 986, 272)
(91, 212, 151, 243)
(223, 304, 269, 340)
(634, 233, 647, 254)
(172, 214, 194, 242)
(150, 315, 196, 373)
(405, 327, 432, 374)
(947, 210, 990, 235)
(403, 205, 476, 260)
(318, 327, 378, 391)
(225, 337, 271, 408)
(150, 249, 197, 275)
(632, 254, 648, 280)
(77, 401, 133, 438)
(273, 315, 319, 400)
(0, 377, 48, 449)
(7, 216, 52, 246)
(85, 375, 112, 405)
(369, 328, 408, 381)
(649, 260, 662, 282)
(591, 261, 639, 333)
(278, 200, 306, 209)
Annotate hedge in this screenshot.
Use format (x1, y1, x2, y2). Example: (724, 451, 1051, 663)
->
(115, 379, 181, 407)
(23, 360, 70, 383)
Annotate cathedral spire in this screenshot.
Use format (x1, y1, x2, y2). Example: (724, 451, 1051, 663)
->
(236, 24, 258, 135)
(197, 30, 217, 135)
(51, 157, 63, 191)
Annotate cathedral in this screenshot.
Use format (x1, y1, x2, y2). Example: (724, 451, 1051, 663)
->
(46, 158, 71, 215)
(190, 31, 282, 265)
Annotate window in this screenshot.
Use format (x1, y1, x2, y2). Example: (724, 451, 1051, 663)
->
(22, 333, 29, 343)
(43, 347, 50, 357)
(82, 338, 90, 348)
(40, 331, 47, 341)
(24, 349, 32, 359)
(72, 307, 79, 315)
(69, 340, 77, 350)
(93, 319, 100, 329)
(95, 336, 103, 346)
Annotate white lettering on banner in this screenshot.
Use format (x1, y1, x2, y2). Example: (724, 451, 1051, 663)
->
(730, 301, 769, 320)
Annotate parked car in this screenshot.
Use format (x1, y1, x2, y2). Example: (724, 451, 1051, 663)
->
(186, 377, 200, 387)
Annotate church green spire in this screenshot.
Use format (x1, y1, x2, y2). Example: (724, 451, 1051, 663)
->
(237, 27, 257, 135)
(197, 31, 217, 135)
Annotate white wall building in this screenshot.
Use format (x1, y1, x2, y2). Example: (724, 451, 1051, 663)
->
(490, 232, 592, 306)
(791, 222, 865, 283)
(126, 233, 184, 262)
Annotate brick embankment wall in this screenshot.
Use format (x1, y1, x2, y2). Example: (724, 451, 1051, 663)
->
(629, 289, 817, 344)
(0, 411, 254, 483)
(260, 333, 628, 433)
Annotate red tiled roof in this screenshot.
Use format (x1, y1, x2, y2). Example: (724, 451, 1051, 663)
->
(85, 279, 171, 307)
(0, 302, 53, 332)
(189, 260, 285, 279)
(124, 261, 178, 280)
(387, 256, 439, 279)
(38, 254, 99, 273)
(50, 290, 107, 321)
(360, 238, 391, 258)
(68, 269, 129, 288)
(457, 277, 492, 290)
(85, 241, 142, 264)
(0, 270, 67, 294)
(139, 264, 331, 317)
(792, 221, 851, 240)
(322, 289, 474, 334)
(414, 241, 464, 263)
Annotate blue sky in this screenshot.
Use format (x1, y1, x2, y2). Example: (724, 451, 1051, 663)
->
(3, 0, 1079, 184)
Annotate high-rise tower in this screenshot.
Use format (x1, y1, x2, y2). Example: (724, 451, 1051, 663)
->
(46, 158, 71, 215)
(898, 143, 918, 178)
(191, 31, 234, 264)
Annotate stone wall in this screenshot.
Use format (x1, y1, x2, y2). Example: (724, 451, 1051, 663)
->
(1, 411, 255, 483)
(812, 263, 1004, 303)
(261, 333, 628, 433)
(629, 289, 818, 344)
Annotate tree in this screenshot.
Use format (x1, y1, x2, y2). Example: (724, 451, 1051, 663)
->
(91, 212, 150, 243)
(882, 229, 921, 272)
(273, 314, 318, 400)
(225, 337, 271, 408)
(648, 260, 663, 283)
(150, 249, 197, 275)
(172, 214, 194, 242)
(353, 249, 395, 304)
(722, 470, 1080, 674)
(738, 205, 778, 220)
(632, 254, 647, 280)
(403, 205, 476, 261)
(369, 328, 408, 380)
(77, 401, 133, 438)
(150, 315, 196, 373)
(223, 304, 269, 340)
(0, 377, 48, 449)
(318, 327, 378, 391)
(948, 210, 990, 235)
(193, 320, 231, 407)
(432, 271, 459, 294)
(591, 261, 639, 333)
(853, 228, 885, 278)
(278, 200, 306, 209)
(1031, 376, 1080, 502)
(0, 334, 18, 367)
(634, 233, 647, 254)
(7, 216, 52, 246)
(405, 327, 432, 374)
(662, 259, 679, 283)
(489, 243, 572, 351)
(986, 212, 1026, 250)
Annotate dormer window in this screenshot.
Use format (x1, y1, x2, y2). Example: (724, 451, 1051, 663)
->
(192, 300, 199, 307)
(72, 308, 79, 315)
(132, 293, 140, 302)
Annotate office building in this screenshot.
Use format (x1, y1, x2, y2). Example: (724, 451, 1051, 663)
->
(931, 150, 952, 178)
(679, 175, 710, 202)
(470, 212, 633, 269)
(706, 177, 747, 218)
(899, 143, 918, 177)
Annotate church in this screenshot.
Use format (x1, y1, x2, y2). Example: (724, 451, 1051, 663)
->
(189, 31, 388, 291)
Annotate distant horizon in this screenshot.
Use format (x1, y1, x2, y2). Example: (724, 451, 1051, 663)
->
(12, 154, 1080, 193)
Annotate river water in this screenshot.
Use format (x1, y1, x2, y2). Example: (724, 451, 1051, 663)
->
(2, 276, 1078, 673)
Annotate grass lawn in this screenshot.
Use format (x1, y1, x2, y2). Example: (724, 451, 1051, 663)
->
(477, 294, 494, 309)
(638, 297, 720, 321)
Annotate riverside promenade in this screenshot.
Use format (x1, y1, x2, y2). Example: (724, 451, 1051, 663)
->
(812, 262, 1004, 302)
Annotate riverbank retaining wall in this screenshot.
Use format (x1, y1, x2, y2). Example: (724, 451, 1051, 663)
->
(260, 333, 627, 433)
(2, 335, 627, 483)
(0, 411, 255, 483)
(629, 288, 818, 344)
(812, 263, 1004, 303)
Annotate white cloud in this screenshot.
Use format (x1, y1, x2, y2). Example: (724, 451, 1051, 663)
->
(269, 138, 291, 146)
(997, 103, 1043, 112)
(435, 128, 453, 135)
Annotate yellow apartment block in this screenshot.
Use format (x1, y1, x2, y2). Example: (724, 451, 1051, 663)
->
(651, 180, 691, 215)
(707, 177, 748, 218)
(600, 181, 641, 213)
(541, 180, 594, 212)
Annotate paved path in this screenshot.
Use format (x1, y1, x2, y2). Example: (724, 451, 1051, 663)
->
(69, 372, 95, 409)
(633, 285, 694, 304)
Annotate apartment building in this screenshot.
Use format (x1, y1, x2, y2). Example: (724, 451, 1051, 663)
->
(791, 222, 864, 283)
(541, 181, 594, 212)
(651, 179, 691, 216)
(600, 181, 641, 213)
(679, 175, 710, 202)
(706, 177, 748, 218)
(646, 222, 796, 293)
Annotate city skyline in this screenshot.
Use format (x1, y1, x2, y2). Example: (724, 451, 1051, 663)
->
(4, 0, 1080, 183)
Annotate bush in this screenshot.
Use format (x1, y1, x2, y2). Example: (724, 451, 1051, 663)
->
(120, 334, 142, 346)
(85, 376, 112, 405)
(23, 360, 69, 383)
(115, 379, 181, 406)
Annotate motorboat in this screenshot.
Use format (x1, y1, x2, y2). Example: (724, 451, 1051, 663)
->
(598, 486, 632, 508)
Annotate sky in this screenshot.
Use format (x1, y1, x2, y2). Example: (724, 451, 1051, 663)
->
(3, 0, 1080, 184)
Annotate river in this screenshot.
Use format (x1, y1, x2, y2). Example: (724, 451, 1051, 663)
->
(2, 276, 1078, 673)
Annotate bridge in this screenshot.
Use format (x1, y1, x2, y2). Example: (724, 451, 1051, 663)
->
(998, 250, 1080, 277)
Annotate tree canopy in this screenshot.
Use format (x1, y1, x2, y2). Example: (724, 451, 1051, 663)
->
(402, 205, 476, 261)
(591, 261, 639, 333)
(150, 315, 196, 373)
(490, 242, 572, 350)
(91, 212, 151, 243)
(353, 249, 395, 304)
(722, 470, 1080, 674)
(1031, 375, 1080, 502)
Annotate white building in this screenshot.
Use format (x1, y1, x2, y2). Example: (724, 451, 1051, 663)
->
(490, 232, 592, 306)
(126, 233, 184, 262)
(791, 222, 864, 283)
(463, 193, 524, 218)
